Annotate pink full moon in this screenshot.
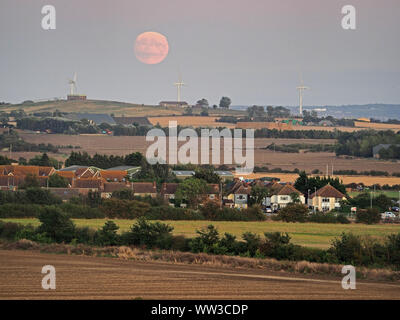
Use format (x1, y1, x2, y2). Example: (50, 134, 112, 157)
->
(134, 32, 169, 65)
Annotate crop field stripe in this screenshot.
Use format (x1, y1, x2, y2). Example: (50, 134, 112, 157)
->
(2, 218, 400, 249)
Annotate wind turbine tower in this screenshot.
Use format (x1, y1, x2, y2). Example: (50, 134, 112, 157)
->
(67, 72, 87, 101)
(296, 80, 309, 115)
(69, 72, 77, 96)
(174, 74, 185, 103)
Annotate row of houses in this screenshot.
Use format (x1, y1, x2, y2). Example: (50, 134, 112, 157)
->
(0, 165, 346, 212)
(0, 165, 221, 205)
(224, 179, 346, 212)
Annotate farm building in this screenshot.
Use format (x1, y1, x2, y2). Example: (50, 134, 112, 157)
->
(159, 101, 189, 108)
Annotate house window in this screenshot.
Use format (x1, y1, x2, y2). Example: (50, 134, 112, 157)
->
(209, 194, 215, 199)
(281, 196, 288, 201)
(322, 198, 330, 203)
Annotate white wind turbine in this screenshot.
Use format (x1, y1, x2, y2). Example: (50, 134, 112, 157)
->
(296, 76, 309, 115)
(68, 72, 77, 95)
(174, 72, 185, 103)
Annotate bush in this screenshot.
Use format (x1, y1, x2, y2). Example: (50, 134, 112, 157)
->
(242, 232, 261, 256)
(199, 201, 220, 220)
(329, 233, 363, 265)
(112, 189, 135, 200)
(59, 203, 105, 219)
(15, 225, 52, 244)
(356, 207, 381, 224)
(37, 207, 76, 243)
(0, 203, 45, 218)
(146, 206, 204, 220)
(336, 214, 351, 224)
(308, 212, 337, 223)
(0, 221, 25, 240)
(100, 199, 150, 219)
(189, 225, 220, 253)
(276, 204, 308, 222)
(386, 233, 400, 269)
(195, 225, 220, 247)
(122, 218, 174, 249)
(308, 212, 350, 224)
(94, 221, 120, 246)
(170, 235, 191, 251)
(24, 188, 62, 205)
(259, 232, 295, 260)
(200, 204, 266, 222)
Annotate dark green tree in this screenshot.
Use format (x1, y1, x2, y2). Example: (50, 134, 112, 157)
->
(37, 207, 76, 243)
(48, 174, 69, 188)
(219, 97, 231, 109)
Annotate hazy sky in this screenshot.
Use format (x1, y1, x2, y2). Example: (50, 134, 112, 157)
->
(0, 0, 399, 106)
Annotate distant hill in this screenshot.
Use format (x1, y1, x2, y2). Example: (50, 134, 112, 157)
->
(0, 99, 245, 117)
(0, 100, 184, 117)
(232, 104, 400, 120)
(298, 104, 400, 120)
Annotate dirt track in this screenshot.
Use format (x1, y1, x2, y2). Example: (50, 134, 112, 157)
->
(0, 250, 399, 300)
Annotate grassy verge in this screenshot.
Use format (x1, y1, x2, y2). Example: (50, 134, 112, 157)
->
(349, 190, 400, 199)
(3, 218, 400, 249)
(1, 239, 399, 282)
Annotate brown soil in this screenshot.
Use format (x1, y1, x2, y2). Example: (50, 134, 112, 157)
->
(0, 250, 399, 300)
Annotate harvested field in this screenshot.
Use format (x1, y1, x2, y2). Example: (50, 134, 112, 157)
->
(5, 131, 400, 181)
(4, 219, 400, 249)
(354, 121, 400, 130)
(148, 116, 236, 128)
(241, 172, 400, 186)
(236, 122, 367, 132)
(14, 132, 400, 175)
(0, 250, 399, 299)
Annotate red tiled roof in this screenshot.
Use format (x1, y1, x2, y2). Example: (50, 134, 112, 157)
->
(38, 167, 55, 176)
(0, 165, 14, 175)
(11, 166, 39, 176)
(161, 183, 179, 195)
(234, 185, 251, 195)
(276, 184, 301, 196)
(270, 182, 284, 192)
(75, 168, 98, 179)
(310, 184, 345, 199)
(55, 171, 74, 183)
(103, 182, 131, 193)
(0, 165, 55, 177)
(99, 170, 127, 182)
(74, 178, 103, 189)
(55, 171, 75, 178)
(132, 182, 157, 194)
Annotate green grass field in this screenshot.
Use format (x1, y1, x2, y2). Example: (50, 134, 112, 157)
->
(2, 218, 400, 249)
(349, 190, 400, 199)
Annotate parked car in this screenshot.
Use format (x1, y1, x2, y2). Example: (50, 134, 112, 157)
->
(391, 206, 399, 212)
(265, 207, 272, 214)
(381, 212, 396, 219)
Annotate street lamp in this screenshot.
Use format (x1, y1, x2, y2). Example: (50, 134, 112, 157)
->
(314, 187, 317, 213)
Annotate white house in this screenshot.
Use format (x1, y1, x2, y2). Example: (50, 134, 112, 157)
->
(270, 184, 305, 210)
